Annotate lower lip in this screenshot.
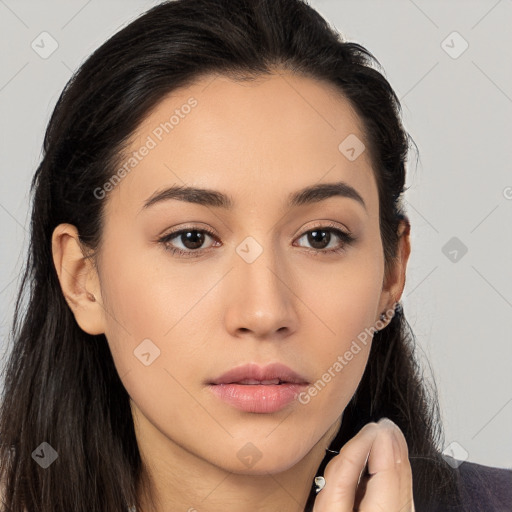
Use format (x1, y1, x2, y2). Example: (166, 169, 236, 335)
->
(208, 383, 308, 413)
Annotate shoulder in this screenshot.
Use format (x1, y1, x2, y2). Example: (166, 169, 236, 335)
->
(454, 457, 512, 511)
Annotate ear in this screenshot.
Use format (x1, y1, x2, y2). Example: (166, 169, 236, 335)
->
(51, 223, 106, 335)
(377, 217, 411, 323)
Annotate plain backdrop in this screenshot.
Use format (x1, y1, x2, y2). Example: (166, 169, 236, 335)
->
(0, 0, 511, 468)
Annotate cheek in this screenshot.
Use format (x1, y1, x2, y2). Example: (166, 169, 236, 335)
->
(300, 249, 384, 347)
(296, 251, 383, 407)
(98, 233, 205, 346)
(97, 239, 223, 412)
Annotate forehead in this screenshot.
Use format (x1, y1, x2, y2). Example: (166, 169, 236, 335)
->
(105, 71, 378, 218)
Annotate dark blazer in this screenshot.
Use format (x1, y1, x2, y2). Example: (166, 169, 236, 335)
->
(457, 458, 512, 511)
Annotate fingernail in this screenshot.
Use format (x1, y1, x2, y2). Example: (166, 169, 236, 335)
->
(379, 418, 401, 464)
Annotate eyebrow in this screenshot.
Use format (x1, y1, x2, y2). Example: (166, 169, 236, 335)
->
(141, 180, 366, 212)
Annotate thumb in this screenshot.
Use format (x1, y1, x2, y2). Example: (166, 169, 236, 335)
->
(312, 421, 379, 512)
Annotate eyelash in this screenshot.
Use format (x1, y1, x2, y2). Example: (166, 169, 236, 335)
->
(157, 221, 356, 259)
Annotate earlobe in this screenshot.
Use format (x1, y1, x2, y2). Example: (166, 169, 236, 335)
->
(51, 223, 106, 335)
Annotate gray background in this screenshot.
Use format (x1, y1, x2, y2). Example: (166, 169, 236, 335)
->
(0, 0, 511, 468)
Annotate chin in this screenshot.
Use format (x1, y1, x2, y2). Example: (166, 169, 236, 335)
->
(214, 444, 309, 476)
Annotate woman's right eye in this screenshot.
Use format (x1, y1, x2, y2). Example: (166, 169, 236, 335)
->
(158, 227, 219, 258)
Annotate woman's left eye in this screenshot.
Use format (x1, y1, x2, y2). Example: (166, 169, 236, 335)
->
(294, 224, 356, 255)
(158, 222, 356, 258)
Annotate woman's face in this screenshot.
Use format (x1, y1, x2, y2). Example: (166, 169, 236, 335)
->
(72, 71, 402, 475)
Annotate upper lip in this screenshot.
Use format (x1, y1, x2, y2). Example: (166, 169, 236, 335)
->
(209, 362, 309, 385)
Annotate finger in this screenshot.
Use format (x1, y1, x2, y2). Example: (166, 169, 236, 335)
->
(391, 422, 415, 512)
(312, 421, 380, 512)
(357, 418, 415, 512)
(355, 418, 401, 510)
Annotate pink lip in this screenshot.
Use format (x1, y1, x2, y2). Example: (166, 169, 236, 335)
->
(208, 383, 307, 413)
(207, 362, 309, 413)
(208, 362, 309, 385)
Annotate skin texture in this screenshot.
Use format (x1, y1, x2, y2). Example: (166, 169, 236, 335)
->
(52, 70, 412, 511)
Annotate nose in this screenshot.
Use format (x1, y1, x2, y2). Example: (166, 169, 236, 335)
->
(223, 243, 299, 341)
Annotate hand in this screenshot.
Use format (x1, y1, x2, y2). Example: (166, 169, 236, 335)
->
(312, 418, 415, 512)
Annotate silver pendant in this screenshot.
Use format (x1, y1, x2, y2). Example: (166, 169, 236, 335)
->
(314, 475, 326, 493)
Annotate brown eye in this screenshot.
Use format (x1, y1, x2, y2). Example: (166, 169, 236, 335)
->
(158, 227, 219, 257)
(294, 223, 356, 255)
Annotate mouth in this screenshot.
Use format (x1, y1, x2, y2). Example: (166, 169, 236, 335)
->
(207, 362, 309, 413)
